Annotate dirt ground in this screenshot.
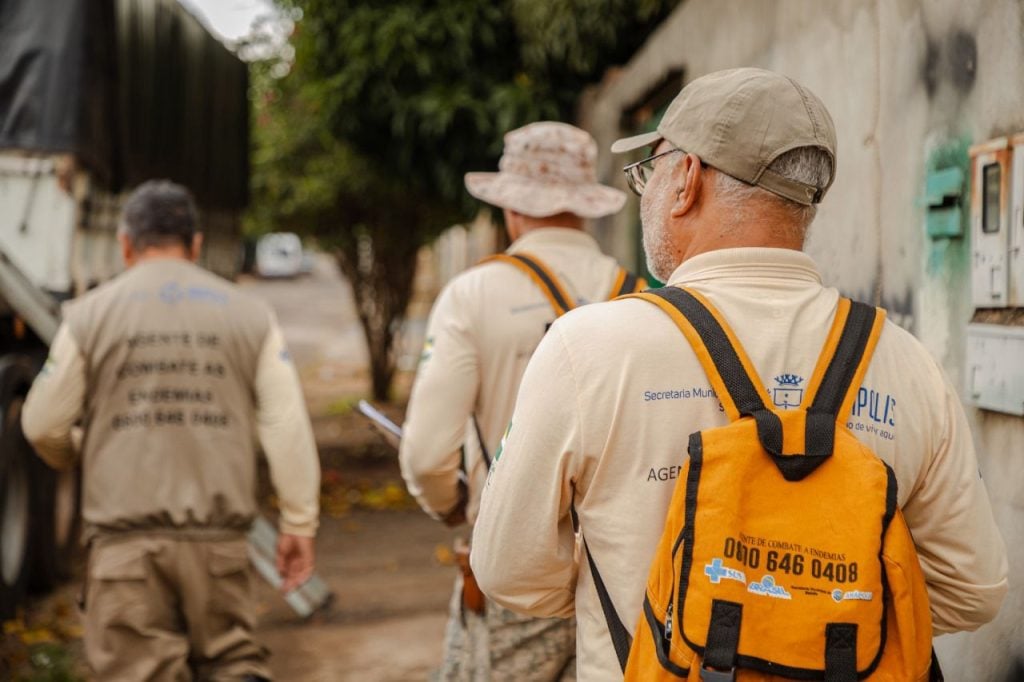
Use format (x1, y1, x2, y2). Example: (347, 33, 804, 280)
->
(5, 255, 463, 681)
(254, 439, 459, 681)
(243, 255, 461, 680)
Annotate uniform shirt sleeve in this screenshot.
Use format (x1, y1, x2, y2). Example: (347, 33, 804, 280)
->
(254, 316, 321, 537)
(399, 282, 479, 519)
(902, 361, 1008, 633)
(21, 324, 85, 470)
(471, 323, 579, 618)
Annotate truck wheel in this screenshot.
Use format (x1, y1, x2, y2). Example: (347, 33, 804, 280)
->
(28, 458, 81, 591)
(0, 355, 35, 619)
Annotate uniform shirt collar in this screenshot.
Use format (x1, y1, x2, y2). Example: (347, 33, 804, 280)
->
(666, 248, 823, 286)
(508, 227, 601, 254)
(132, 257, 197, 272)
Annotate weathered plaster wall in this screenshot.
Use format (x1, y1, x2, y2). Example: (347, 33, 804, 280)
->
(581, 1, 1023, 678)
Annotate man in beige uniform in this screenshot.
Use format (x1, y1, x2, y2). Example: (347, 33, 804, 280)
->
(400, 122, 637, 680)
(472, 69, 1008, 680)
(22, 180, 320, 681)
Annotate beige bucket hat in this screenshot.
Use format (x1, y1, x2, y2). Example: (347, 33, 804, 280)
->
(611, 68, 837, 205)
(465, 121, 627, 218)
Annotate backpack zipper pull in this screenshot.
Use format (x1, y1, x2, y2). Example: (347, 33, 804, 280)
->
(664, 601, 674, 642)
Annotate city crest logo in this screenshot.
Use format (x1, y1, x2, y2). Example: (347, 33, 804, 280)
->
(772, 374, 805, 409)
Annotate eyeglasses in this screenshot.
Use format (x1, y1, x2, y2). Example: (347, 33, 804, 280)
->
(622, 148, 683, 196)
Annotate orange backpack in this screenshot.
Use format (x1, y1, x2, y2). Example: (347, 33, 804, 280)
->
(592, 286, 938, 681)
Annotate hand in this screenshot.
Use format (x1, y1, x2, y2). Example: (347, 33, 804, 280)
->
(276, 533, 315, 592)
(441, 503, 467, 528)
(440, 479, 469, 527)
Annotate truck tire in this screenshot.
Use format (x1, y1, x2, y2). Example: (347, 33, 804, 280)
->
(28, 458, 81, 591)
(0, 354, 35, 619)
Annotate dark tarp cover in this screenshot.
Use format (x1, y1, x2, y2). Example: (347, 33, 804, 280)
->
(0, 0, 249, 209)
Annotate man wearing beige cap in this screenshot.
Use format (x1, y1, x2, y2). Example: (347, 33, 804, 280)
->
(400, 121, 643, 680)
(471, 68, 1007, 680)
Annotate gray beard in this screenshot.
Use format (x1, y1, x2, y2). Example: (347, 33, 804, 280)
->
(640, 191, 677, 282)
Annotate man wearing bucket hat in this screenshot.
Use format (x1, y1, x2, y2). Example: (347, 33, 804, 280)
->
(400, 121, 644, 680)
(471, 68, 1006, 680)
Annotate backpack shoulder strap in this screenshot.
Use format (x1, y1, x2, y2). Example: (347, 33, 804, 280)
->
(471, 413, 490, 468)
(606, 267, 648, 300)
(570, 497, 633, 672)
(782, 298, 885, 476)
(482, 253, 575, 317)
(803, 299, 886, 430)
(627, 287, 886, 480)
(626, 286, 771, 424)
(629, 286, 795, 473)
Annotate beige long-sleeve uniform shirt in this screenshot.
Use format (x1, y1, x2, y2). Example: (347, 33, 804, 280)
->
(472, 248, 1008, 681)
(22, 259, 320, 537)
(400, 227, 628, 525)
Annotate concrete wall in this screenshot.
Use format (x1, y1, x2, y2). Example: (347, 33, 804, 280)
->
(580, 0, 1022, 678)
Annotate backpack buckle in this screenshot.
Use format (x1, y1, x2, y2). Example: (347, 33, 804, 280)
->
(699, 664, 736, 682)
(701, 600, 742, 681)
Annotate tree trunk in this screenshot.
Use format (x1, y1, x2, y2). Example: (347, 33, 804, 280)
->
(334, 231, 420, 402)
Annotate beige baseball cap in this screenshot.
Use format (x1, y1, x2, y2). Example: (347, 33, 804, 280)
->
(611, 68, 837, 205)
(466, 121, 626, 218)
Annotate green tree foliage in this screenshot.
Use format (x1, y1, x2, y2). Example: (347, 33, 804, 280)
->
(250, 0, 678, 400)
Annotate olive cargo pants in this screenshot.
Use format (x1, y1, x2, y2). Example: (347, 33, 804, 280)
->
(83, 535, 271, 681)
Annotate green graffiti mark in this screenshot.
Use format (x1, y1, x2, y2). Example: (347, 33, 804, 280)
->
(924, 136, 971, 278)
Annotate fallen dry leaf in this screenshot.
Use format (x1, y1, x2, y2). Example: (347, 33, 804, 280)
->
(19, 627, 58, 646)
(434, 544, 455, 566)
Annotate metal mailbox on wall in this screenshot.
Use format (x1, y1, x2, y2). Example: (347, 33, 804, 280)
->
(966, 323, 1024, 417)
(965, 136, 1024, 416)
(1009, 134, 1024, 306)
(969, 138, 1012, 307)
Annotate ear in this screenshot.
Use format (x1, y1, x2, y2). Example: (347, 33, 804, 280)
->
(118, 233, 136, 267)
(189, 233, 204, 262)
(669, 153, 704, 219)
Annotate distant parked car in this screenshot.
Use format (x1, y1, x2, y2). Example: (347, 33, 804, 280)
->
(256, 232, 304, 278)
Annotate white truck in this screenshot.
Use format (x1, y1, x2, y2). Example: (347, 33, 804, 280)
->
(0, 0, 250, 617)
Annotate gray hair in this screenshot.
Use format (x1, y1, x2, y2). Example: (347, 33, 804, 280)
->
(711, 147, 833, 237)
(119, 180, 198, 251)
